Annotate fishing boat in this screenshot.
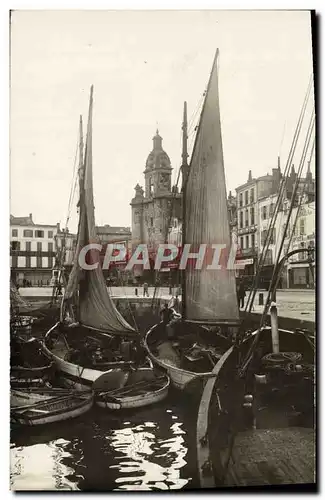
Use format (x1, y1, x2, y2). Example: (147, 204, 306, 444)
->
(43, 87, 169, 408)
(196, 322, 315, 487)
(11, 335, 54, 383)
(11, 390, 94, 426)
(94, 366, 170, 410)
(196, 74, 316, 488)
(144, 49, 240, 390)
(10, 282, 35, 338)
(11, 385, 86, 407)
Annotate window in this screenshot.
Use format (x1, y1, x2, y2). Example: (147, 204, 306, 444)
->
(150, 217, 153, 226)
(245, 235, 249, 248)
(48, 231, 53, 238)
(245, 209, 249, 227)
(11, 241, 20, 251)
(250, 188, 254, 203)
(37, 242, 42, 252)
(35, 230, 44, 238)
(250, 207, 255, 225)
(269, 203, 274, 216)
(262, 206, 267, 220)
(240, 211, 243, 229)
(269, 228, 276, 245)
(240, 236, 244, 249)
(251, 234, 255, 249)
(26, 255, 31, 267)
(300, 218, 306, 235)
(245, 191, 248, 205)
(12, 229, 18, 237)
(261, 230, 267, 245)
(23, 229, 33, 237)
(26, 242, 31, 252)
(149, 177, 154, 196)
(48, 242, 53, 252)
(239, 193, 243, 207)
(48, 256, 53, 269)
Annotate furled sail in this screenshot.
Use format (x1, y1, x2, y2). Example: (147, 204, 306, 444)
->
(64, 86, 135, 335)
(184, 50, 239, 323)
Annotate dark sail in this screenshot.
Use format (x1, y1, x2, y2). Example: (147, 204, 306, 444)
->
(64, 87, 135, 335)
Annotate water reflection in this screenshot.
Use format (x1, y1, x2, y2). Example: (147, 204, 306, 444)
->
(10, 399, 195, 491)
(10, 439, 79, 491)
(109, 414, 190, 490)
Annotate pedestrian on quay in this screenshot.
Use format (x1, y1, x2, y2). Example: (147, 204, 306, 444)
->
(143, 282, 149, 297)
(237, 278, 246, 309)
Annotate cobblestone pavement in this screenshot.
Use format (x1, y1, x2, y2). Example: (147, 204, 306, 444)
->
(19, 286, 315, 322)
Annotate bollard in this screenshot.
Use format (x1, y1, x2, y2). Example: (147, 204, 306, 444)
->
(258, 293, 264, 306)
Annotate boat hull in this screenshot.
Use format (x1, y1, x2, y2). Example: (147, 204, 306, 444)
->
(11, 394, 94, 426)
(42, 322, 134, 390)
(196, 327, 315, 488)
(95, 368, 170, 410)
(144, 322, 231, 391)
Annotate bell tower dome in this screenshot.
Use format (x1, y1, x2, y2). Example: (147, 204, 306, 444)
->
(144, 129, 172, 198)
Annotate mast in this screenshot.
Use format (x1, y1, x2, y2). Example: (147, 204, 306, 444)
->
(181, 101, 188, 318)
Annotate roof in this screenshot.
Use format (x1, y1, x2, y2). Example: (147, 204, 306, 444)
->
(96, 225, 131, 235)
(10, 214, 34, 226)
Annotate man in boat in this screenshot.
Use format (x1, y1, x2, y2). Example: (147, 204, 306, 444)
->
(161, 303, 181, 339)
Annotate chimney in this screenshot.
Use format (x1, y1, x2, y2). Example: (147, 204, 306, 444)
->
(29, 213, 33, 221)
(56, 222, 60, 232)
(277, 156, 281, 170)
(248, 170, 252, 182)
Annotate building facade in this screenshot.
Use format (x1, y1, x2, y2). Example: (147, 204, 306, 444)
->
(10, 214, 76, 286)
(130, 130, 182, 281)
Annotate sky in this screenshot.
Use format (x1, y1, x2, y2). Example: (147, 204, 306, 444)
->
(10, 10, 315, 231)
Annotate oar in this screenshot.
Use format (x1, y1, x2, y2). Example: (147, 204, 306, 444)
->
(13, 391, 91, 413)
(97, 376, 166, 398)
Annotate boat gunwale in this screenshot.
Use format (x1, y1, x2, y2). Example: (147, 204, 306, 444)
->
(144, 322, 224, 380)
(196, 326, 315, 489)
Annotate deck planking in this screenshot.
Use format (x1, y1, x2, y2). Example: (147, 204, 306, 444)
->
(224, 427, 315, 486)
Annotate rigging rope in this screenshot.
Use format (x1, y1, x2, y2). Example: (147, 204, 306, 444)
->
(239, 95, 315, 377)
(245, 76, 313, 313)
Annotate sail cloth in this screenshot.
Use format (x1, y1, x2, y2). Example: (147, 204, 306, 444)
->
(64, 87, 135, 335)
(185, 50, 239, 323)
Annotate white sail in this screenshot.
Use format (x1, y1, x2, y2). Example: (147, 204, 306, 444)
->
(185, 50, 239, 323)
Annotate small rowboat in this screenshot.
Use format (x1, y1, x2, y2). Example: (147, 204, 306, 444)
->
(94, 369, 170, 410)
(11, 390, 94, 426)
(11, 386, 85, 407)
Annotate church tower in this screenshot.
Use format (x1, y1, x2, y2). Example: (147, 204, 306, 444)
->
(130, 129, 181, 273)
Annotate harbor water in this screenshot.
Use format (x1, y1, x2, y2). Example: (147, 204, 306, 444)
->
(10, 390, 199, 491)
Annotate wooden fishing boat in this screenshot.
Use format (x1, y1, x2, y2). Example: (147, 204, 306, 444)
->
(11, 385, 86, 407)
(145, 322, 231, 390)
(43, 321, 144, 390)
(11, 390, 94, 426)
(196, 73, 316, 488)
(196, 324, 315, 488)
(11, 336, 54, 382)
(94, 368, 170, 410)
(43, 88, 169, 405)
(145, 49, 240, 390)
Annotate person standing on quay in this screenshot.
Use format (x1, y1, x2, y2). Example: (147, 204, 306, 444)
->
(143, 282, 149, 297)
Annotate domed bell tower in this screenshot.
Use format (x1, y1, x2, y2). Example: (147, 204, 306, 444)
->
(144, 130, 172, 198)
